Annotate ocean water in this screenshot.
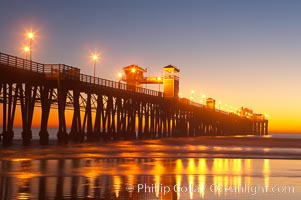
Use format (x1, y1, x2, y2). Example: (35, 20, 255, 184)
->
(0, 129, 300, 199)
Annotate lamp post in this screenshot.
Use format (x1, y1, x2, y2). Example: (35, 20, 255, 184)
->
(191, 90, 195, 101)
(27, 32, 34, 61)
(224, 104, 228, 112)
(202, 94, 206, 105)
(118, 72, 122, 89)
(178, 92, 182, 98)
(118, 72, 122, 80)
(23, 46, 30, 60)
(157, 76, 162, 92)
(92, 54, 98, 77)
(218, 101, 222, 111)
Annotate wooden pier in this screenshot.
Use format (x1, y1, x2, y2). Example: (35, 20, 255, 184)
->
(0, 52, 268, 145)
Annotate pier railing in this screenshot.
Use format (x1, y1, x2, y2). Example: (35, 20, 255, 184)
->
(44, 64, 81, 80)
(80, 74, 163, 97)
(0, 51, 162, 97)
(0, 51, 44, 72)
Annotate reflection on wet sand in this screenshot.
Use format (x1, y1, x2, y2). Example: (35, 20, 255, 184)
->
(263, 159, 270, 188)
(0, 158, 299, 199)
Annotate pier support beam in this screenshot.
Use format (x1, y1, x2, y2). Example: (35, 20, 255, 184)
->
(105, 95, 114, 139)
(2, 83, 17, 146)
(84, 93, 93, 141)
(264, 121, 268, 135)
(57, 87, 68, 144)
(94, 94, 103, 140)
(39, 86, 53, 145)
(69, 90, 83, 142)
(115, 96, 122, 139)
(20, 84, 37, 145)
(2, 83, 7, 145)
(0, 83, 2, 142)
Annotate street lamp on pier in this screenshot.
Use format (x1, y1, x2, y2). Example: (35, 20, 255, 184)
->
(117, 72, 123, 89)
(23, 46, 30, 60)
(27, 32, 34, 61)
(191, 90, 195, 101)
(202, 94, 206, 105)
(91, 54, 99, 77)
(118, 72, 123, 80)
(157, 76, 162, 92)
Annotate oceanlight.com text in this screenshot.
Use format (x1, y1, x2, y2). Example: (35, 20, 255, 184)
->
(125, 183, 295, 196)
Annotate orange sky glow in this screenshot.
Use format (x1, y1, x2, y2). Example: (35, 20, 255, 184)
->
(1, 1, 301, 134)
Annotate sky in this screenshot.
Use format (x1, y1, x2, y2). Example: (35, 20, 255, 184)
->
(1, 0, 301, 133)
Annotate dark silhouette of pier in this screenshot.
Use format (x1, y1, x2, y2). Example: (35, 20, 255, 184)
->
(0, 51, 268, 145)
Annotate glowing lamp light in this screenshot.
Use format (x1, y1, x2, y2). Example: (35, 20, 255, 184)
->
(23, 46, 30, 52)
(118, 72, 122, 78)
(26, 31, 35, 61)
(131, 67, 136, 73)
(92, 54, 98, 61)
(27, 32, 34, 39)
(91, 53, 100, 77)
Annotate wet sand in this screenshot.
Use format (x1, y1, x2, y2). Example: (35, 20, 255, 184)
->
(1, 136, 301, 160)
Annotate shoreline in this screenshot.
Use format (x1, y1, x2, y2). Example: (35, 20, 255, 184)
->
(1, 136, 301, 160)
(2, 134, 301, 147)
